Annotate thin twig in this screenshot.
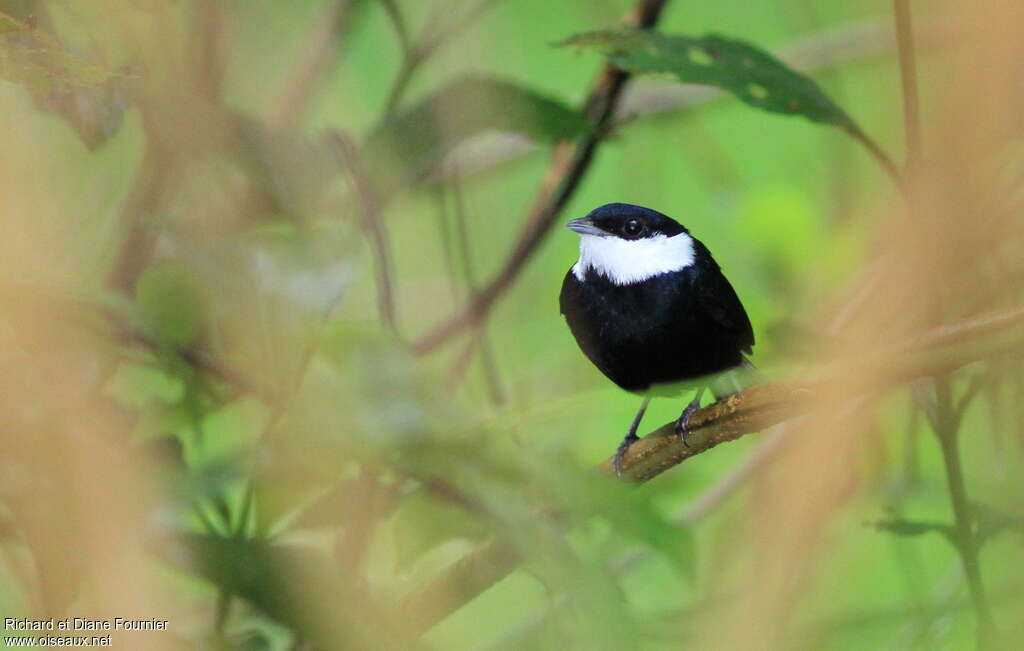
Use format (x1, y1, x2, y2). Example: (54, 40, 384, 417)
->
(449, 172, 506, 403)
(931, 378, 997, 645)
(329, 131, 403, 339)
(382, 0, 507, 115)
(954, 371, 989, 424)
(845, 123, 905, 189)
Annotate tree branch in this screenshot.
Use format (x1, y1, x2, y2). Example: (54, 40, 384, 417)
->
(400, 305, 1024, 634)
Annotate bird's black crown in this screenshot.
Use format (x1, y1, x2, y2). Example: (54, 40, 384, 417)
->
(583, 203, 688, 241)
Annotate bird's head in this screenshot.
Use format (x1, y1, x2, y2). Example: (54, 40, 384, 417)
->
(566, 203, 695, 285)
(566, 203, 688, 240)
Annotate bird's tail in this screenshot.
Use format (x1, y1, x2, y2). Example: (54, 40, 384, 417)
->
(710, 356, 763, 400)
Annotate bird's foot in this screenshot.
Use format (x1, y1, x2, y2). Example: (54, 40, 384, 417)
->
(612, 432, 639, 476)
(674, 394, 703, 448)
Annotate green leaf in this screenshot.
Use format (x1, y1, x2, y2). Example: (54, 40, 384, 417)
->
(563, 29, 856, 130)
(135, 260, 207, 347)
(363, 76, 590, 191)
(546, 470, 697, 578)
(871, 517, 956, 546)
(391, 490, 488, 570)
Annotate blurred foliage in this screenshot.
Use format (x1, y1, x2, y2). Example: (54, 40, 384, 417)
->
(364, 75, 591, 191)
(0, 0, 1022, 650)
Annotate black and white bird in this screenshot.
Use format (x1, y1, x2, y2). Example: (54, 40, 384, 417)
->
(559, 203, 755, 474)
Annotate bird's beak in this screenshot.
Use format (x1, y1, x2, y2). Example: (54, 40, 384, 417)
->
(566, 217, 605, 236)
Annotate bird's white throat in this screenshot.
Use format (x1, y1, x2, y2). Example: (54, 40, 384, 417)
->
(572, 233, 695, 285)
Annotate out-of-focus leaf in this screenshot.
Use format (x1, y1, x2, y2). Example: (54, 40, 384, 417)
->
(242, 219, 357, 315)
(974, 501, 1024, 547)
(871, 517, 955, 545)
(363, 76, 590, 191)
(135, 260, 207, 347)
(168, 534, 305, 631)
(392, 490, 488, 570)
(162, 533, 408, 649)
(563, 29, 856, 130)
(0, 9, 130, 147)
(105, 362, 186, 408)
(236, 117, 342, 216)
(536, 466, 696, 578)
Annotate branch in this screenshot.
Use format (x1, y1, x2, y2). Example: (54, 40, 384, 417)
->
(400, 305, 1024, 634)
(409, 0, 671, 355)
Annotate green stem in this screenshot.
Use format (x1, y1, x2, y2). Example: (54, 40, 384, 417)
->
(933, 378, 996, 647)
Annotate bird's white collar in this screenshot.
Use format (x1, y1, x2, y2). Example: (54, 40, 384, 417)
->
(572, 233, 695, 285)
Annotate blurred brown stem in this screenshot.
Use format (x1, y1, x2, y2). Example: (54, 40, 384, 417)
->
(893, 0, 921, 171)
(105, 140, 169, 293)
(270, 0, 356, 128)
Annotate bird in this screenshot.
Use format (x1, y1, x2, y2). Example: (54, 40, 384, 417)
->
(559, 203, 755, 475)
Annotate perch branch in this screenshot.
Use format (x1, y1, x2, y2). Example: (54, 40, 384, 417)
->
(400, 305, 1024, 634)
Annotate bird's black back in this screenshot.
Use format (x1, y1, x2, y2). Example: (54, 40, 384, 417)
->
(559, 238, 753, 393)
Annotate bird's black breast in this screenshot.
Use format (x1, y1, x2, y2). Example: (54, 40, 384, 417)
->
(559, 242, 753, 393)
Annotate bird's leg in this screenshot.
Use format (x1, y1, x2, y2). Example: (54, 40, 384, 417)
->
(613, 396, 651, 476)
(675, 388, 705, 447)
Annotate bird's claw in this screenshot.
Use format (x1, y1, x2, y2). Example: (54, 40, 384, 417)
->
(674, 398, 701, 448)
(612, 434, 638, 476)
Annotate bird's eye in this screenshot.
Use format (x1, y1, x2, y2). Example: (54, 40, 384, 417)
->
(623, 218, 644, 237)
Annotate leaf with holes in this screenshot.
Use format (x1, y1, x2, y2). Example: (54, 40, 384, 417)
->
(563, 29, 857, 130)
(362, 76, 590, 193)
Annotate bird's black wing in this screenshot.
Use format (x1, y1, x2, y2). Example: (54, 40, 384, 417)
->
(692, 243, 755, 354)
